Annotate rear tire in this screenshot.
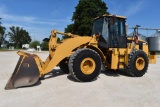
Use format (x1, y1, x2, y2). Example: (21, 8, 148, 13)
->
(126, 50, 148, 77)
(69, 48, 102, 82)
(59, 58, 69, 73)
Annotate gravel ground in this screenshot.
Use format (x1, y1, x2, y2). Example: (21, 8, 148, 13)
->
(0, 51, 160, 107)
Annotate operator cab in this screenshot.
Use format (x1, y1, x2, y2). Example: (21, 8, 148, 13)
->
(92, 14, 127, 49)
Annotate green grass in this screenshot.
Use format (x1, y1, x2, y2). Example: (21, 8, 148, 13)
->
(0, 48, 21, 51)
(0, 48, 9, 51)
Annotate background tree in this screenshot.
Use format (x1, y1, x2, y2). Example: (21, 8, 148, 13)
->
(8, 26, 32, 48)
(0, 17, 1, 25)
(43, 38, 50, 42)
(0, 18, 7, 48)
(41, 36, 61, 50)
(30, 40, 40, 49)
(65, 0, 109, 36)
(43, 35, 61, 42)
(41, 41, 49, 50)
(64, 24, 74, 34)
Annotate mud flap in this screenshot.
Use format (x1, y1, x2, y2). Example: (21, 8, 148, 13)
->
(5, 54, 40, 90)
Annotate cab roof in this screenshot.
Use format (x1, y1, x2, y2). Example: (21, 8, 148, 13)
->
(94, 14, 126, 20)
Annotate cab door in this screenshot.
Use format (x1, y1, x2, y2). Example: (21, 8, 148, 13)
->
(109, 18, 127, 48)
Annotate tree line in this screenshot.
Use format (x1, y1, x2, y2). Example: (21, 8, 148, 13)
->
(0, 19, 49, 50)
(0, 19, 32, 49)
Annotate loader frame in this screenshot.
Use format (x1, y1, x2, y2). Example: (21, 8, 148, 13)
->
(5, 14, 157, 89)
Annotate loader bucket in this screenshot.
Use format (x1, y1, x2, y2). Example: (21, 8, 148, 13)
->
(5, 54, 40, 90)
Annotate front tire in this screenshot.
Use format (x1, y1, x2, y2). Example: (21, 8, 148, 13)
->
(126, 50, 148, 77)
(69, 48, 102, 82)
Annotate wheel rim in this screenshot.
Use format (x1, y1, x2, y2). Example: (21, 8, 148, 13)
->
(80, 58, 96, 75)
(136, 57, 145, 71)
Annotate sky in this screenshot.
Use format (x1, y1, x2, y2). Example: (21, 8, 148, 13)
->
(0, 0, 160, 42)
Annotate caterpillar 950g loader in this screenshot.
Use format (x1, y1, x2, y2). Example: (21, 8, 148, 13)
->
(5, 14, 156, 89)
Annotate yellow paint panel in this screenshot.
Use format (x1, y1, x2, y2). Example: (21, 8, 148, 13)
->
(149, 54, 156, 64)
(119, 49, 125, 55)
(110, 49, 118, 69)
(119, 64, 124, 69)
(111, 53, 118, 69)
(142, 45, 148, 55)
(119, 56, 125, 62)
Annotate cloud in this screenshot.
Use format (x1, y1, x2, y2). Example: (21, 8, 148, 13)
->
(0, 4, 69, 26)
(1, 13, 57, 26)
(0, 4, 72, 41)
(107, 0, 122, 14)
(106, 0, 146, 17)
(124, 0, 145, 17)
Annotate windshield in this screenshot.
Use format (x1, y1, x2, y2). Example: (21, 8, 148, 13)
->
(92, 17, 109, 42)
(92, 18, 104, 35)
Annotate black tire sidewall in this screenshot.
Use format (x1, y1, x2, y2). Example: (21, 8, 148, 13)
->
(72, 49, 101, 82)
(59, 58, 69, 73)
(129, 50, 148, 77)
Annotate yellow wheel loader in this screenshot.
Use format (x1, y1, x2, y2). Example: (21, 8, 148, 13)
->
(5, 14, 156, 90)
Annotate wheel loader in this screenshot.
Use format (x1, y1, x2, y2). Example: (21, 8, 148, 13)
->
(5, 14, 156, 90)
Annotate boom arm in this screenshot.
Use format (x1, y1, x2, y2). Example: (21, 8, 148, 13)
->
(37, 30, 93, 76)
